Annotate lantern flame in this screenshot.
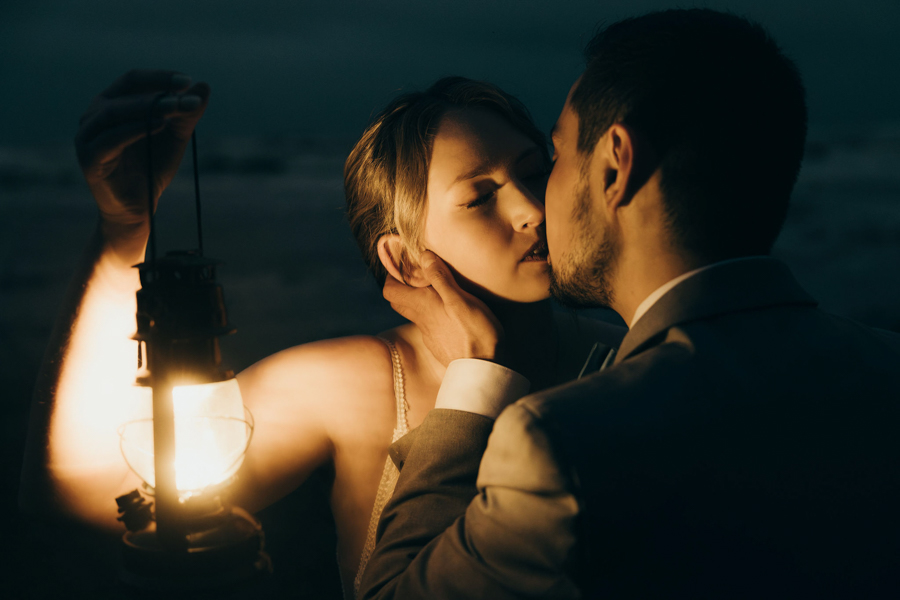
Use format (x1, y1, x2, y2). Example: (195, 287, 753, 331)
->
(119, 379, 252, 496)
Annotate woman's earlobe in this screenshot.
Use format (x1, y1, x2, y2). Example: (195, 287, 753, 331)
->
(376, 234, 406, 283)
(376, 234, 429, 288)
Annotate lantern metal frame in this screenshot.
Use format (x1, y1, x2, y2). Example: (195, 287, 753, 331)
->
(114, 104, 270, 591)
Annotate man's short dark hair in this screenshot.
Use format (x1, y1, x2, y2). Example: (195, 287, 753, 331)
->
(571, 9, 807, 260)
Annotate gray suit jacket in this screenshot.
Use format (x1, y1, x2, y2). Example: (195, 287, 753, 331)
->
(360, 258, 900, 599)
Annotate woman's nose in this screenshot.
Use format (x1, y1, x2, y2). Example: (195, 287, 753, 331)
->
(510, 182, 545, 231)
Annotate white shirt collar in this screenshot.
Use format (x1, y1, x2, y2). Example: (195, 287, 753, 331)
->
(629, 256, 769, 328)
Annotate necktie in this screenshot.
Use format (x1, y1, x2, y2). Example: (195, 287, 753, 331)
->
(577, 343, 617, 379)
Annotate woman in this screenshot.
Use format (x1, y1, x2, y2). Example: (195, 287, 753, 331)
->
(20, 70, 622, 598)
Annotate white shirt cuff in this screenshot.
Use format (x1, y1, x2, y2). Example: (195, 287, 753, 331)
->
(434, 359, 531, 419)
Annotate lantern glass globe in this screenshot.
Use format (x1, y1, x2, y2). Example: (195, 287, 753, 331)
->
(119, 379, 252, 496)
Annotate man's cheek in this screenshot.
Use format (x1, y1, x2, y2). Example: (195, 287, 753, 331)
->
(546, 219, 563, 262)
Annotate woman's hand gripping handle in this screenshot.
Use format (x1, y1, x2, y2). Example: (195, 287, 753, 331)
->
(74, 69, 210, 264)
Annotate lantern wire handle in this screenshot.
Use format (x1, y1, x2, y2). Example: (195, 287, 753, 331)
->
(146, 95, 163, 280)
(191, 132, 204, 257)
(145, 95, 206, 270)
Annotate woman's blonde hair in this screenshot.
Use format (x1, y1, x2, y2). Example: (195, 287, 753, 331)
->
(344, 76, 549, 284)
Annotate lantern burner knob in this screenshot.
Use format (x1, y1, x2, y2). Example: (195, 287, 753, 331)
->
(116, 489, 154, 533)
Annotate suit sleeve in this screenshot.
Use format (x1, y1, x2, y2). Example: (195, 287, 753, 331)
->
(360, 404, 581, 600)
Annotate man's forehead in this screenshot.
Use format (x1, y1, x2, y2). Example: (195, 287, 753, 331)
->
(551, 77, 582, 143)
(566, 76, 582, 104)
(551, 102, 577, 143)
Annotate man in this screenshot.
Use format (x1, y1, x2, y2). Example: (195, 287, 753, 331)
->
(360, 9, 900, 599)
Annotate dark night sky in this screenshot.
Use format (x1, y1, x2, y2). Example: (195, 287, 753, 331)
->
(1, 0, 899, 145)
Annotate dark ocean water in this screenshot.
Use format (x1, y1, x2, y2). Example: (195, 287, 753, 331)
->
(1, 131, 899, 597)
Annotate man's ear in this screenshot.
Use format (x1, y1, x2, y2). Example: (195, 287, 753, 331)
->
(596, 123, 637, 214)
(376, 234, 429, 287)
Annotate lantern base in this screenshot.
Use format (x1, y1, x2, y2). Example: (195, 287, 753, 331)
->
(119, 507, 271, 594)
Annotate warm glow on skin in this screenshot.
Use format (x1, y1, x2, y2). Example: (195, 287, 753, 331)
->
(421, 107, 551, 303)
(45, 237, 147, 525)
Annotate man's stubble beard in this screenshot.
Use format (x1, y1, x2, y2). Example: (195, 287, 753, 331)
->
(548, 177, 619, 310)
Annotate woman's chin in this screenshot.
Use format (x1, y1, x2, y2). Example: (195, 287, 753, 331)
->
(495, 275, 553, 304)
(478, 286, 552, 305)
(454, 269, 551, 304)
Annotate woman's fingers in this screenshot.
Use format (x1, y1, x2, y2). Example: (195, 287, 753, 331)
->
(77, 93, 199, 147)
(73, 70, 212, 229)
(75, 88, 209, 177)
(99, 69, 193, 100)
(164, 82, 211, 138)
(79, 119, 166, 172)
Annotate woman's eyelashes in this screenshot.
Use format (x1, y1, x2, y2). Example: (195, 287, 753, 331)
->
(462, 157, 555, 210)
(464, 164, 553, 209)
(465, 190, 495, 209)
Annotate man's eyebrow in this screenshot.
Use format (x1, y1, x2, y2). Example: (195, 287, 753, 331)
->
(550, 123, 559, 141)
(451, 146, 542, 186)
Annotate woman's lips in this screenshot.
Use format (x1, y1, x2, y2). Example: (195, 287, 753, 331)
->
(521, 240, 549, 262)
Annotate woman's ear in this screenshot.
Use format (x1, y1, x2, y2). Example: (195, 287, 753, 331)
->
(376, 234, 429, 287)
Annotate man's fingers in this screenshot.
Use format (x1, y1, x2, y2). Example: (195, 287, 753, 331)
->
(100, 69, 192, 99)
(388, 301, 417, 323)
(383, 274, 446, 322)
(421, 251, 464, 305)
(382, 275, 409, 303)
(383, 274, 429, 308)
(384, 254, 503, 365)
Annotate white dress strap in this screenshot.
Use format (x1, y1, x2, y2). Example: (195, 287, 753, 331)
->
(354, 337, 410, 597)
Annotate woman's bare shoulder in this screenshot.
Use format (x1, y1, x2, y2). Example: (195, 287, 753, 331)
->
(227, 336, 397, 513)
(237, 335, 395, 404)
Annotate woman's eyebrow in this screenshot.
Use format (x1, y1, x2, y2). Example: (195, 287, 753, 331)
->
(451, 146, 542, 188)
(452, 161, 495, 186)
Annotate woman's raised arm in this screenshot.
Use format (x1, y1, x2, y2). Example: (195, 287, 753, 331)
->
(19, 70, 218, 529)
(19, 70, 372, 534)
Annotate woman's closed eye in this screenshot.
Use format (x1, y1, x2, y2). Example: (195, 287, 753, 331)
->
(465, 190, 495, 209)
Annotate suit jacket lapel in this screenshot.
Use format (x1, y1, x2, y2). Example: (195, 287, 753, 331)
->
(614, 258, 817, 365)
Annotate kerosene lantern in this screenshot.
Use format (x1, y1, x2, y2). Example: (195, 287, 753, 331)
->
(114, 114, 269, 591)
